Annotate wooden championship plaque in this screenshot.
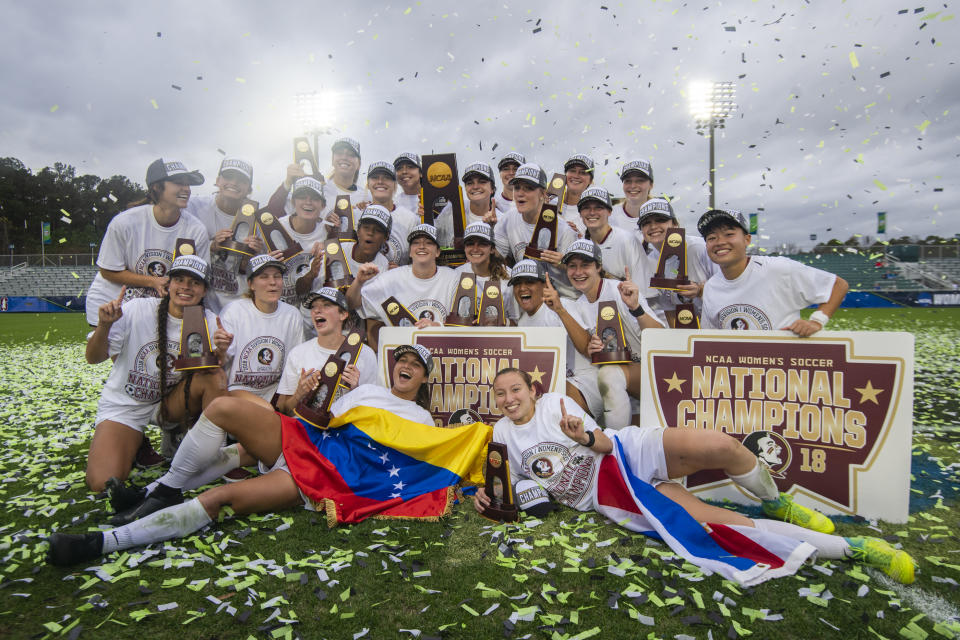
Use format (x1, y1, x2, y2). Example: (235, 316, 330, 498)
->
(294, 332, 363, 427)
(335, 195, 356, 241)
(444, 274, 478, 327)
(381, 296, 418, 327)
(477, 279, 507, 327)
(420, 153, 462, 226)
(523, 203, 559, 260)
(217, 200, 259, 273)
(173, 238, 196, 260)
(649, 228, 691, 290)
(480, 442, 518, 522)
(293, 137, 323, 180)
(323, 239, 353, 289)
(673, 302, 700, 329)
(592, 301, 633, 365)
(546, 173, 566, 208)
(256, 209, 303, 261)
(174, 305, 220, 371)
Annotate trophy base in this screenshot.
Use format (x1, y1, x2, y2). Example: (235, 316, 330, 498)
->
(673, 303, 700, 329)
(294, 404, 331, 429)
(337, 231, 358, 242)
(326, 277, 354, 290)
(478, 315, 506, 327)
(174, 354, 221, 371)
(523, 246, 549, 260)
(592, 350, 633, 365)
(444, 314, 476, 327)
(481, 501, 519, 523)
(218, 241, 255, 274)
(438, 248, 467, 267)
(649, 276, 691, 290)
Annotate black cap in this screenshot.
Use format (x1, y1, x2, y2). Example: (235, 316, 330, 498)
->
(497, 152, 526, 170)
(697, 209, 749, 237)
(146, 158, 204, 187)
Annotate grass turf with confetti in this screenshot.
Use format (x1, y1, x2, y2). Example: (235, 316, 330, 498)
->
(0, 310, 958, 639)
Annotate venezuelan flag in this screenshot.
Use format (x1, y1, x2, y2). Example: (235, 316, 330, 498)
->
(281, 404, 491, 525)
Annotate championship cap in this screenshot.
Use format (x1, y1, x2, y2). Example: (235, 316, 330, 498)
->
(393, 152, 422, 170)
(303, 286, 348, 310)
(366, 161, 397, 180)
(168, 255, 209, 283)
(332, 137, 361, 157)
(393, 343, 435, 375)
(497, 152, 526, 170)
(564, 154, 595, 172)
(508, 259, 546, 285)
(561, 239, 603, 266)
(515, 479, 560, 517)
(697, 209, 749, 237)
(509, 163, 548, 189)
(618, 159, 654, 182)
(577, 186, 613, 211)
(291, 177, 326, 200)
(637, 198, 676, 226)
(358, 204, 393, 235)
(146, 158, 204, 187)
(462, 161, 496, 184)
(407, 223, 440, 246)
(463, 221, 495, 244)
(218, 157, 253, 182)
(247, 254, 286, 277)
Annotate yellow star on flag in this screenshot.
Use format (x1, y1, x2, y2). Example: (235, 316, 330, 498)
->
(854, 380, 884, 405)
(529, 366, 545, 385)
(663, 372, 686, 392)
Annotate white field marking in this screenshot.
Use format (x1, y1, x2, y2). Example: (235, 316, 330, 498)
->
(873, 570, 960, 624)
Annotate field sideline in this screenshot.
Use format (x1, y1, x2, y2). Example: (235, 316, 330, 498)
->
(0, 310, 957, 639)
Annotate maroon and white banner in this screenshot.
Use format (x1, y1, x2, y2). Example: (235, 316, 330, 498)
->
(378, 327, 567, 428)
(640, 330, 913, 522)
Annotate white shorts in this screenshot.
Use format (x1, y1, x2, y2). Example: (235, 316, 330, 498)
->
(257, 452, 312, 510)
(611, 425, 670, 486)
(94, 400, 157, 433)
(568, 369, 604, 421)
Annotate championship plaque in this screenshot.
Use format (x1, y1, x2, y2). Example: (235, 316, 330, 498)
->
(323, 239, 353, 289)
(649, 228, 691, 290)
(293, 137, 322, 180)
(592, 301, 633, 365)
(523, 203, 559, 260)
(256, 209, 303, 261)
(444, 275, 478, 327)
(546, 173, 566, 208)
(420, 153, 463, 226)
(480, 442, 518, 522)
(673, 302, 700, 329)
(477, 280, 507, 327)
(173, 238, 196, 260)
(173, 305, 220, 371)
(217, 200, 259, 273)
(334, 196, 356, 241)
(294, 332, 364, 427)
(381, 296, 419, 327)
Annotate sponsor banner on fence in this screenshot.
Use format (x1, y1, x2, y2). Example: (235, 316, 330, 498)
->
(0, 296, 86, 313)
(640, 330, 913, 522)
(378, 327, 567, 428)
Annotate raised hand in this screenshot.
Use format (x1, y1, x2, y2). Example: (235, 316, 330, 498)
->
(213, 316, 234, 353)
(617, 266, 640, 310)
(98, 286, 126, 325)
(294, 367, 321, 403)
(543, 273, 561, 312)
(285, 163, 306, 188)
(356, 263, 380, 284)
(558, 398, 588, 444)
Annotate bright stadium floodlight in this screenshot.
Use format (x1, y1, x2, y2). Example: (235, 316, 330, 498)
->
(689, 81, 737, 209)
(293, 92, 338, 156)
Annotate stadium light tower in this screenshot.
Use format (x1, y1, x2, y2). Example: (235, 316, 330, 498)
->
(293, 91, 339, 150)
(689, 81, 737, 209)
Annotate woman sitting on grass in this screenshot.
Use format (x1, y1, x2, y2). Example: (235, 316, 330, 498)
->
(474, 368, 915, 586)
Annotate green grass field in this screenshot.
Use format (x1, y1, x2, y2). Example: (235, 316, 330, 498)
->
(0, 310, 958, 639)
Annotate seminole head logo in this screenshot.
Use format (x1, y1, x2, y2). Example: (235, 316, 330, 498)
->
(743, 430, 792, 479)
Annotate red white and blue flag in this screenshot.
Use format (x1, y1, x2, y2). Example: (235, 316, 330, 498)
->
(595, 435, 817, 586)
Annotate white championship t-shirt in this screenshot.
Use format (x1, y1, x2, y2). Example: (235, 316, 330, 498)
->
(220, 298, 304, 400)
(276, 339, 379, 406)
(609, 203, 642, 234)
(86, 205, 211, 324)
(494, 192, 515, 214)
(701, 256, 837, 331)
(494, 211, 578, 299)
(277, 216, 327, 309)
(95, 297, 216, 427)
(360, 265, 461, 324)
(493, 392, 605, 511)
(588, 225, 656, 297)
(572, 278, 665, 362)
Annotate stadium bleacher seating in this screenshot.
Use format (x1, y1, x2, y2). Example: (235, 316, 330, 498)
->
(785, 252, 960, 291)
(0, 265, 98, 297)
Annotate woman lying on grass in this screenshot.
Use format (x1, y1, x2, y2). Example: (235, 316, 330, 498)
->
(474, 368, 916, 586)
(48, 344, 487, 566)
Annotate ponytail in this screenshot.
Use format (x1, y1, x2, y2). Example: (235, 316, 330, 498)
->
(415, 382, 431, 410)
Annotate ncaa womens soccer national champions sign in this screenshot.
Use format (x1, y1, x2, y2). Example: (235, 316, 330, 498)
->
(640, 330, 913, 522)
(378, 327, 567, 428)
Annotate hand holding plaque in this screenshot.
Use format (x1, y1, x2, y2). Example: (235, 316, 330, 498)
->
(523, 203, 559, 260)
(174, 305, 220, 371)
(293, 137, 323, 180)
(217, 200, 259, 273)
(257, 209, 303, 261)
(294, 332, 363, 427)
(649, 228, 691, 290)
(445, 275, 477, 327)
(591, 301, 633, 365)
(323, 239, 353, 289)
(479, 442, 519, 523)
(381, 296, 418, 327)
(335, 195, 357, 241)
(545, 173, 566, 208)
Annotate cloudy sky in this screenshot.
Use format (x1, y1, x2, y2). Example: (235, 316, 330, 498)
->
(2, 1, 957, 249)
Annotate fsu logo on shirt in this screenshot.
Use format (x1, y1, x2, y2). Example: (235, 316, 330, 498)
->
(235, 336, 286, 389)
(125, 339, 180, 402)
(717, 304, 772, 330)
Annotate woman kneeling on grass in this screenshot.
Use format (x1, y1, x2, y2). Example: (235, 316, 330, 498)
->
(48, 345, 455, 566)
(474, 368, 915, 586)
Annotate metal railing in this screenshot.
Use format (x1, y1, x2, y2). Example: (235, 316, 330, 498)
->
(0, 254, 98, 268)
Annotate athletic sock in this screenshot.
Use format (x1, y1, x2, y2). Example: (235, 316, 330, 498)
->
(752, 518, 848, 559)
(101, 498, 213, 553)
(597, 365, 631, 429)
(156, 414, 227, 490)
(142, 445, 242, 499)
(727, 459, 780, 501)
